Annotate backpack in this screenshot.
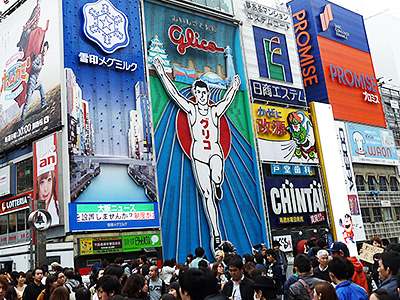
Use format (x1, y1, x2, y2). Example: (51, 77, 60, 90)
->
(298, 279, 314, 300)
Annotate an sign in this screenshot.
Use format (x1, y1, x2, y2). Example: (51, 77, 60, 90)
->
(346, 123, 398, 165)
(381, 200, 391, 207)
(238, 0, 305, 107)
(263, 168, 327, 229)
(28, 209, 52, 231)
(69, 202, 160, 231)
(145, 1, 266, 261)
(0, 165, 11, 197)
(359, 243, 384, 264)
(0, 192, 31, 215)
(0, 0, 62, 153)
(253, 104, 318, 163)
(273, 235, 293, 252)
(64, 0, 157, 208)
(335, 121, 365, 241)
(270, 164, 313, 176)
(79, 233, 161, 255)
(33, 133, 59, 226)
(289, 0, 386, 127)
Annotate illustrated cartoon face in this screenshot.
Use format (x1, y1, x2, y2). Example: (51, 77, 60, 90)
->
(194, 86, 209, 105)
(288, 112, 303, 132)
(343, 215, 353, 232)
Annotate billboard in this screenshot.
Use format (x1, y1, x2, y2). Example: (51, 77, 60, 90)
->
(0, 165, 11, 197)
(237, 0, 306, 107)
(253, 103, 318, 163)
(69, 202, 160, 231)
(263, 164, 328, 229)
(145, 1, 266, 260)
(0, 0, 62, 153)
(289, 0, 386, 127)
(33, 133, 59, 226)
(346, 123, 398, 165)
(335, 121, 365, 241)
(0, 192, 31, 215)
(63, 0, 158, 207)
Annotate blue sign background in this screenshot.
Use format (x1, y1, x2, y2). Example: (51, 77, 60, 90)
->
(69, 202, 160, 231)
(346, 123, 398, 165)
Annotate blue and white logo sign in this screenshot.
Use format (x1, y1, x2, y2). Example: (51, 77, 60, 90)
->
(83, 0, 130, 54)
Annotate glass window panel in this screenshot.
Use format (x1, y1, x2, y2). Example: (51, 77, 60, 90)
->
(356, 175, 365, 191)
(383, 207, 393, 221)
(16, 158, 33, 194)
(8, 214, 16, 233)
(390, 177, 399, 191)
(0, 215, 6, 235)
(379, 177, 388, 191)
(17, 210, 26, 232)
(368, 176, 377, 191)
(361, 208, 371, 223)
(372, 207, 383, 222)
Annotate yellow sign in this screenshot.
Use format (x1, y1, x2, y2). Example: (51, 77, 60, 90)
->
(79, 238, 93, 255)
(252, 104, 311, 142)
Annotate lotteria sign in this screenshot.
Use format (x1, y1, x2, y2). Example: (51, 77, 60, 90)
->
(0, 192, 32, 215)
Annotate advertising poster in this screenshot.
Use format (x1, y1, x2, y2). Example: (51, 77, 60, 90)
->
(335, 121, 365, 241)
(253, 103, 318, 163)
(0, 0, 62, 153)
(0, 165, 11, 197)
(145, 1, 266, 260)
(289, 0, 386, 127)
(346, 123, 398, 165)
(63, 0, 158, 205)
(237, 0, 306, 107)
(263, 164, 328, 229)
(33, 133, 59, 226)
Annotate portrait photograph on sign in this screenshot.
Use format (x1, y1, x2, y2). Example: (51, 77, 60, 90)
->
(145, 1, 266, 260)
(0, 0, 62, 153)
(63, 0, 158, 205)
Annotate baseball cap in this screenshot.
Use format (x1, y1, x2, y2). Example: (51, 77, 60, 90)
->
(327, 242, 350, 257)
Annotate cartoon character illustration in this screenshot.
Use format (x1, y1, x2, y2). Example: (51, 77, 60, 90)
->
(286, 111, 315, 160)
(153, 56, 241, 252)
(339, 214, 355, 243)
(353, 131, 367, 155)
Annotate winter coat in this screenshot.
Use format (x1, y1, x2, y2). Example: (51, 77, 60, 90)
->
(347, 257, 369, 294)
(335, 280, 368, 300)
(380, 276, 399, 299)
(288, 273, 324, 300)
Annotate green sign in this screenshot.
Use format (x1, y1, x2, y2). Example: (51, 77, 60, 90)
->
(77, 203, 155, 213)
(79, 233, 161, 256)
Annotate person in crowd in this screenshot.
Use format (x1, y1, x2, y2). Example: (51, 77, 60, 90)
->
(40, 265, 49, 286)
(160, 260, 175, 286)
(211, 262, 227, 291)
(89, 268, 104, 300)
(131, 260, 140, 275)
(37, 275, 57, 300)
(50, 263, 63, 274)
(378, 251, 400, 297)
(244, 262, 255, 278)
(22, 268, 45, 300)
(114, 258, 132, 277)
(251, 268, 264, 281)
(191, 248, 210, 268)
(215, 251, 225, 267)
(7, 285, 18, 300)
(149, 265, 166, 300)
(185, 254, 194, 267)
(370, 289, 398, 300)
(139, 277, 149, 300)
(168, 281, 180, 300)
(96, 275, 121, 300)
(243, 254, 253, 265)
(253, 275, 278, 300)
(75, 288, 91, 300)
(49, 286, 69, 300)
(328, 257, 368, 300)
(0, 275, 8, 300)
(288, 254, 324, 300)
(295, 240, 308, 257)
(180, 268, 220, 300)
(273, 241, 288, 280)
(64, 269, 80, 293)
(283, 268, 298, 300)
(54, 272, 65, 287)
(215, 241, 237, 256)
(222, 256, 254, 300)
(265, 249, 283, 295)
(140, 265, 150, 278)
(313, 282, 339, 300)
(122, 273, 145, 300)
(139, 256, 149, 268)
(310, 247, 322, 268)
(254, 253, 266, 273)
(313, 250, 331, 282)
(14, 272, 27, 300)
(161, 294, 175, 300)
(328, 242, 369, 294)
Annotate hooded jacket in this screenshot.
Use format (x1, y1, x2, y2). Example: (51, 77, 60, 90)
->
(347, 257, 369, 295)
(335, 280, 368, 300)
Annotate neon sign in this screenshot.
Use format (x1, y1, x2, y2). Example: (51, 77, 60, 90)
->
(168, 25, 225, 55)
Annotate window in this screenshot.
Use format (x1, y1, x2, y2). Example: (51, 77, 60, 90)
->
(383, 207, 393, 221)
(17, 211, 27, 232)
(16, 158, 33, 194)
(0, 215, 6, 235)
(368, 176, 377, 191)
(356, 175, 365, 191)
(8, 214, 16, 233)
(379, 176, 388, 191)
(361, 208, 371, 223)
(372, 207, 383, 222)
(395, 207, 400, 220)
(188, 0, 233, 14)
(390, 177, 399, 191)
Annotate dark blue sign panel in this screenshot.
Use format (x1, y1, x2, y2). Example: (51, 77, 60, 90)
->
(69, 202, 160, 231)
(250, 79, 306, 106)
(263, 167, 328, 229)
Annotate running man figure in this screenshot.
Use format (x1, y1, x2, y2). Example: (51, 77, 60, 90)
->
(153, 57, 241, 252)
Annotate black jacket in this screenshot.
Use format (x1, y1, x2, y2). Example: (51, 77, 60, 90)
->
(313, 266, 331, 282)
(22, 282, 45, 300)
(222, 276, 254, 300)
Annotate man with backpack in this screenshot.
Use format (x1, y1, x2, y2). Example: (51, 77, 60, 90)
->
(288, 254, 324, 300)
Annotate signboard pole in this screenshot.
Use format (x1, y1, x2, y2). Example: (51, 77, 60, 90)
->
(35, 200, 47, 267)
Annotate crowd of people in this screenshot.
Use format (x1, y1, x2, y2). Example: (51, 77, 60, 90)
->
(0, 237, 399, 300)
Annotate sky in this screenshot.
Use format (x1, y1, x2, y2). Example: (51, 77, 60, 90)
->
(283, 0, 400, 18)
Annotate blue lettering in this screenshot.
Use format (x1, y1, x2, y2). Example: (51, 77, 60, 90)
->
(354, 72, 365, 89)
(337, 66, 344, 84)
(365, 75, 372, 91)
(345, 69, 354, 86)
(330, 64, 337, 81)
(371, 77, 377, 92)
